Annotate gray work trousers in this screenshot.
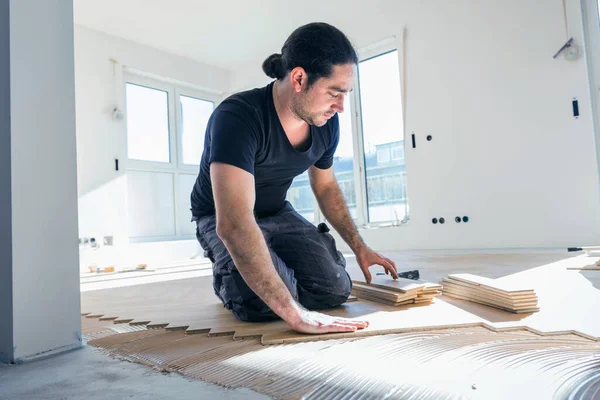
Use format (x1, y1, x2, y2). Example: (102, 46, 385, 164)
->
(195, 201, 352, 322)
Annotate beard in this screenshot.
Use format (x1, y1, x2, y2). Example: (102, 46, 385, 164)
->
(290, 91, 330, 127)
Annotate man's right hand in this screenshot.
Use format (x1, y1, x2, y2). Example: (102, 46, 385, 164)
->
(286, 308, 369, 334)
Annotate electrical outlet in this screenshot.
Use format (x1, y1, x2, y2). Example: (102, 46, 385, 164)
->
(103, 236, 113, 246)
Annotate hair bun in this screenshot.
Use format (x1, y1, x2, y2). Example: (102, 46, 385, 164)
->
(262, 53, 286, 80)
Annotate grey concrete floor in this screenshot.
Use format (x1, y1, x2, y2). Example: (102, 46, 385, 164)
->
(0, 345, 270, 400)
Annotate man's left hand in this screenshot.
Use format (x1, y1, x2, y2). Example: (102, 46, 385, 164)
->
(356, 247, 398, 284)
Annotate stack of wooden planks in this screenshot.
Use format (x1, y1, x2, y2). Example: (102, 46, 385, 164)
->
(441, 273, 539, 314)
(351, 276, 443, 306)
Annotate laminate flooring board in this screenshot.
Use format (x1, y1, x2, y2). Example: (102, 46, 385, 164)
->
(421, 289, 443, 295)
(421, 282, 443, 291)
(443, 292, 540, 314)
(441, 287, 538, 309)
(81, 276, 220, 316)
(351, 287, 417, 303)
(232, 320, 291, 340)
(441, 282, 538, 304)
(441, 279, 537, 300)
(442, 290, 539, 310)
(350, 296, 416, 307)
(144, 306, 231, 331)
(441, 283, 537, 301)
(416, 292, 441, 300)
(567, 266, 600, 271)
(352, 282, 414, 297)
(350, 292, 413, 305)
(447, 273, 536, 294)
(184, 315, 248, 336)
(352, 276, 425, 293)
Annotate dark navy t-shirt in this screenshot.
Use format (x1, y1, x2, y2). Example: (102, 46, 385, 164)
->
(190, 81, 340, 219)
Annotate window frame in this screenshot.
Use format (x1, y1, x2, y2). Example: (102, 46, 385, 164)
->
(581, 0, 600, 190)
(175, 88, 219, 171)
(123, 72, 221, 243)
(348, 37, 408, 227)
(124, 77, 176, 170)
(391, 145, 404, 161)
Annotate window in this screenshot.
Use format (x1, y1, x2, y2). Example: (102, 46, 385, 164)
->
(391, 144, 404, 161)
(376, 148, 391, 164)
(180, 95, 214, 166)
(334, 96, 358, 219)
(125, 84, 171, 163)
(357, 50, 407, 224)
(124, 73, 219, 242)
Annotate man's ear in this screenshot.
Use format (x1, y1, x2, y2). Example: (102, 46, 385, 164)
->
(289, 67, 307, 93)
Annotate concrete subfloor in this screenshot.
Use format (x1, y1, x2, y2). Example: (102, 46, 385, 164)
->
(0, 345, 270, 400)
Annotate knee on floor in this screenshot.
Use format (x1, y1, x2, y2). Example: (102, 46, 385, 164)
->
(298, 273, 352, 310)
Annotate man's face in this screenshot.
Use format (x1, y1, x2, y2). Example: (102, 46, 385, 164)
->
(291, 63, 356, 127)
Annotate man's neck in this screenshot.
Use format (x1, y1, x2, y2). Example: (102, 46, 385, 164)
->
(272, 80, 308, 135)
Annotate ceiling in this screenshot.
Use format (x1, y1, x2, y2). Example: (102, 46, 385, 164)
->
(73, 0, 402, 71)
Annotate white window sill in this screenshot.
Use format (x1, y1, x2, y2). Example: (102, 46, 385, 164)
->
(359, 218, 410, 230)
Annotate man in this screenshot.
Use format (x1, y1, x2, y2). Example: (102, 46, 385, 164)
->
(191, 22, 398, 335)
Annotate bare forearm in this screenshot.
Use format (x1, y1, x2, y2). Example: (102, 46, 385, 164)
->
(314, 183, 366, 254)
(218, 220, 301, 322)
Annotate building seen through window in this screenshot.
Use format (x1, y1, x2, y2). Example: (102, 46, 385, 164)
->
(287, 140, 407, 223)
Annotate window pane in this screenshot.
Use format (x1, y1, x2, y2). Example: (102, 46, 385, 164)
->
(286, 170, 315, 222)
(333, 96, 357, 219)
(180, 95, 214, 165)
(126, 83, 170, 163)
(127, 171, 176, 238)
(178, 173, 198, 235)
(358, 51, 408, 223)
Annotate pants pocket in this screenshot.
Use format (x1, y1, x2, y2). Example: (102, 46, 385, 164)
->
(320, 230, 346, 267)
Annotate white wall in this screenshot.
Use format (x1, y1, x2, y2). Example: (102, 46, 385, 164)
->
(9, 0, 81, 361)
(231, 0, 600, 251)
(74, 26, 230, 270)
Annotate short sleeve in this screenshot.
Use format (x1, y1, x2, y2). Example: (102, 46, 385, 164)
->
(313, 113, 340, 170)
(208, 103, 260, 175)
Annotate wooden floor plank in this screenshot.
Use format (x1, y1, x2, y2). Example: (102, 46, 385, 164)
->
(448, 273, 536, 294)
(352, 276, 425, 293)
